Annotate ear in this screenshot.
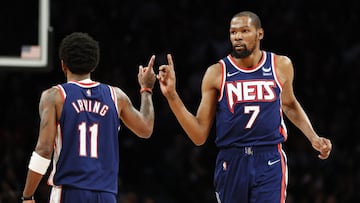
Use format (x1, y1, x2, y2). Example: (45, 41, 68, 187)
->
(61, 60, 67, 72)
(257, 28, 264, 40)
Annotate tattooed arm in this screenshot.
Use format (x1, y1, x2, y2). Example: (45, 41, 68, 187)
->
(115, 55, 156, 138)
(22, 87, 62, 201)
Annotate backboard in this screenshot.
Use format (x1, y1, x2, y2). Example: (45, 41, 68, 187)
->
(0, 0, 51, 71)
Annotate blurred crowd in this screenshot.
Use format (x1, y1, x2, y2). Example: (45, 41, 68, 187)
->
(1, 0, 359, 202)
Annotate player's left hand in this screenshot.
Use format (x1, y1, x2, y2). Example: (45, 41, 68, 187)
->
(311, 136, 332, 159)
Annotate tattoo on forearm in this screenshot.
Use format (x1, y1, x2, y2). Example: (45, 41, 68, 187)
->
(140, 94, 154, 119)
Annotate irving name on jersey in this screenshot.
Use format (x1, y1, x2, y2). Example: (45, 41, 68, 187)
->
(71, 99, 109, 116)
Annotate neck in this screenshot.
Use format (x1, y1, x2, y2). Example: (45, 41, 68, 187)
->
(234, 50, 263, 68)
(66, 73, 91, 82)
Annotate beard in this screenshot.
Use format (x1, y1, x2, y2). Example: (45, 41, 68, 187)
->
(231, 45, 254, 59)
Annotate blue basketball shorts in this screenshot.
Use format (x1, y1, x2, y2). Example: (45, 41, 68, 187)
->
(49, 186, 117, 203)
(214, 144, 288, 203)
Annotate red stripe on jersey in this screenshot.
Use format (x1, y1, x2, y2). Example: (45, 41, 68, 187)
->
(279, 126, 288, 141)
(56, 85, 66, 101)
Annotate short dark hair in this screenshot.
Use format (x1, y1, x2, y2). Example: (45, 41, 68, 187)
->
(59, 32, 100, 74)
(233, 11, 262, 29)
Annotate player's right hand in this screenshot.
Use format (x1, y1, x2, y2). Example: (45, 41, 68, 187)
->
(157, 54, 177, 99)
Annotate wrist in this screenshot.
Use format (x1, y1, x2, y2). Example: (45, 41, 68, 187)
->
(21, 196, 34, 201)
(308, 134, 320, 145)
(165, 91, 179, 101)
(140, 87, 153, 94)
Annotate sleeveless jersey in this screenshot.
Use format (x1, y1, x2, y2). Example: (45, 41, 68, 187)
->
(216, 51, 287, 148)
(48, 80, 120, 194)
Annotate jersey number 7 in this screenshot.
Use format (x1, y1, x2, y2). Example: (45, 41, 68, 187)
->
(244, 105, 260, 129)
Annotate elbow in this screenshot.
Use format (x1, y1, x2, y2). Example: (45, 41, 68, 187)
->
(138, 126, 153, 139)
(35, 145, 53, 159)
(133, 118, 154, 139)
(190, 135, 207, 146)
(187, 129, 209, 146)
(140, 131, 153, 139)
(193, 140, 205, 146)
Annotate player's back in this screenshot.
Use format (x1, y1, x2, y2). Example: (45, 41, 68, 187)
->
(48, 80, 120, 194)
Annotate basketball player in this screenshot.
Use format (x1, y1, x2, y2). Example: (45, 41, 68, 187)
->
(21, 32, 156, 202)
(157, 11, 332, 203)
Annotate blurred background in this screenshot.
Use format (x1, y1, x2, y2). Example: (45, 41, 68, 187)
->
(0, 0, 359, 202)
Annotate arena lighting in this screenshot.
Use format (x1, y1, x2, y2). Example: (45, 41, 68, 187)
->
(0, 0, 51, 70)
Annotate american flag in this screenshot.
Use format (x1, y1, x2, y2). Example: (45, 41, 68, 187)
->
(21, 45, 40, 59)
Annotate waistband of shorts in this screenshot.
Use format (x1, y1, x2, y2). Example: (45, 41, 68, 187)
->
(219, 144, 280, 155)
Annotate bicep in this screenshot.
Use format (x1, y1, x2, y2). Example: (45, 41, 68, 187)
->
(119, 95, 140, 126)
(35, 88, 59, 158)
(116, 89, 144, 129)
(276, 55, 298, 112)
(196, 65, 220, 128)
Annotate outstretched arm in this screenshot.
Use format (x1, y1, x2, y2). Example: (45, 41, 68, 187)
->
(157, 54, 219, 145)
(276, 55, 332, 159)
(117, 55, 156, 138)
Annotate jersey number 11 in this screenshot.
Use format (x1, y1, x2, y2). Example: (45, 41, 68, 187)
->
(78, 122, 99, 158)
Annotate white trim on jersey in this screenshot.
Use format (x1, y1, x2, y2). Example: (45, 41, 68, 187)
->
(68, 80, 100, 88)
(49, 186, 62, 203)
(280, 146, 289, 202)
(108, 85, 119, 116)
(271, 53, 283, 91)
(227, 51, 267, 73)
(47, 124, 63, 186)
(218, 60, 227, 102)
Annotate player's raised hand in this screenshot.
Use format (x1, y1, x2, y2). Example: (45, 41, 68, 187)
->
(138, 55, 156, 90)
(157, 54, 176, 99)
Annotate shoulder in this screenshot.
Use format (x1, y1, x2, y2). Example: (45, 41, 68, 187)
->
(41, 86, 61, 101)
(39, 86, 63, 110)
(274, 54, 293, 67)
(202, 62, 222, 90)
(273, 54, 294, 85)
(110, 86, 125, 97)
(204, 62, 223, 79)
(110, 86, 131, 103)
(207, 62, 222, 72)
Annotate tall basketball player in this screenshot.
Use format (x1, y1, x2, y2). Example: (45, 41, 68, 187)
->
(21, 32, 156, 202)
(157, 11, 332, 203)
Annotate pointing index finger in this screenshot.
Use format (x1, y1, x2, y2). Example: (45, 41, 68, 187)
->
(147, 55, 156, 68)
(167, 54, 174, 68)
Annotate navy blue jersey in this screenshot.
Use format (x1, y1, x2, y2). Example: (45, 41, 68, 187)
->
(48, 80, 120, 194)
(216, 51, 287, 148)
